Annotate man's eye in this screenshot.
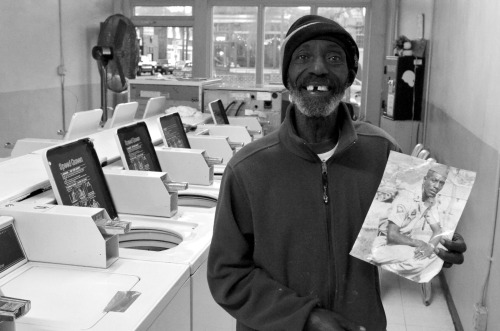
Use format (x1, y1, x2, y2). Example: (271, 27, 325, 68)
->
(328, 55, 342, 63)
(296, 54, 309, 61)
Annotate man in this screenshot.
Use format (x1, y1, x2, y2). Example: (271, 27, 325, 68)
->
(208, 15, 466, 331)
(370, 165, 450, 282)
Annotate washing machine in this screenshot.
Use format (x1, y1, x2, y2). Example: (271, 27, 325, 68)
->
(0, 215, 192, 331)
(116, 206, 235, 331)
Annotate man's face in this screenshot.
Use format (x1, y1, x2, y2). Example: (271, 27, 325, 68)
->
(423, 171, 447, 199)
(287, 39, 350, 117)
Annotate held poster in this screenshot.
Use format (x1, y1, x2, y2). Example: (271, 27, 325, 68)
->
(350, 151, 476, 283)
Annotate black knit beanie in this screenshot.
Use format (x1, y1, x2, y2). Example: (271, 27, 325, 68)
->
(280, 15, 359, 88)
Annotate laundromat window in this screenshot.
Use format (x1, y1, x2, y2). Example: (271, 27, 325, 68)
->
(134, 6, 193, 17)
(212, 6, 258, 87)
(318, 7, 366, 112)
(263, 7, 311, 85)
(135, 26, 193, 78)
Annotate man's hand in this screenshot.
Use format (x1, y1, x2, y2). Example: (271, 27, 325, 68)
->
(304, 308, 366, 331)
(435, 232, 467, 268)
(414, 242, 435, 260)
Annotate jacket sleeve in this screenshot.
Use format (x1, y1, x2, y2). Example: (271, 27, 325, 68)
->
(207, 165, 320, 331)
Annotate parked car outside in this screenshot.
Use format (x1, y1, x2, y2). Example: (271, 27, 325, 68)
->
(181, 61, 192, 73)
(156, 59, 175, 75)
(175, 60, 186, 70)
(137, 56, 156, 76)
(173, 61, 193, 78)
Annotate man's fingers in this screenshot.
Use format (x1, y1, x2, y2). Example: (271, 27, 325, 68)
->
(436, 233, 466, 267)
(440, 237, 467, 253)
(436, 247, 464, 265)
(452, 232, 464, 242)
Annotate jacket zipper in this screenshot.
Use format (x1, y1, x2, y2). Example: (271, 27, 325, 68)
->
(321, 141, 356, 309)
(322, 161, 334, 309)
(322, 161, 329, 204)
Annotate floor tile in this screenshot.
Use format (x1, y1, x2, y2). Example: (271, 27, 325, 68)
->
(406, 325, 455, 331)
(384, 301, 406, 325)
(403, 305, 455, 329)
(380, 269, 455, 331)
(387, 323, 407, 331)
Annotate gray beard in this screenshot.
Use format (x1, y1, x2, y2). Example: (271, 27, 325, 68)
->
(288, 80, 346, 118)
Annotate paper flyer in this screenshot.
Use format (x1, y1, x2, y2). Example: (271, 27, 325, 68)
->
(350, 151, 476, 283)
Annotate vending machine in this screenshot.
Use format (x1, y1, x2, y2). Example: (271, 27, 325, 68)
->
(381, 56, 425, 121)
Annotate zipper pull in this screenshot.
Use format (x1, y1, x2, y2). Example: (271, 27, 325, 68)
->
(322, 161, 329, 204)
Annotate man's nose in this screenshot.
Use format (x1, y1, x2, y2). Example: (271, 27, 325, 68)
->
(311, 56, 328, 74)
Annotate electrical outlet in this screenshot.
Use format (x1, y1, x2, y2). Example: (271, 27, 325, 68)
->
(473, 303, 488, 331)
(57, 65, 66, 76)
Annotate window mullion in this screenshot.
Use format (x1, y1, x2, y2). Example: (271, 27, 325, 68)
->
(255, 6, 265, 85)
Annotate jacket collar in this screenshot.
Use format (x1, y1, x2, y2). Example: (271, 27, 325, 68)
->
(279, 102, 358, 161)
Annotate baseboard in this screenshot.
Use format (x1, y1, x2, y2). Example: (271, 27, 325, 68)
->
(439, 271, 463, 331)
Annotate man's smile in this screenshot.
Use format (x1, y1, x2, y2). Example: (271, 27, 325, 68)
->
(305, 85, 330, 92)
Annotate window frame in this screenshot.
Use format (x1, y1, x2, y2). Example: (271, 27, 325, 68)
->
(130, 0, 195, 27)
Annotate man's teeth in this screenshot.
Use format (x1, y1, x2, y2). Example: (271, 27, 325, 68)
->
(306, 85, 329, 91)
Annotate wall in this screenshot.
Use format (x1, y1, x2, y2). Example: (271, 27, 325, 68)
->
(0, 1, 117, 157)
(385, 0, 434, 149)
(398, 0, 434, 40)
(424, 0, 500, 330)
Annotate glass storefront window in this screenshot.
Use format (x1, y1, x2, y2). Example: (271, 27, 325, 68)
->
(212, 7, 258, 87)
(263, 7, 311, 85)
(134, 6, 193, 17)
(135, 26, 193, 78)
(210, 4, 366, 109)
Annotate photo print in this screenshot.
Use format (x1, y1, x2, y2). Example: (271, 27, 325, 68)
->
(350, 151, 476, 283)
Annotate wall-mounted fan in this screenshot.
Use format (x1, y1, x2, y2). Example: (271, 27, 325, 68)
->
(92, 14, 139, 123)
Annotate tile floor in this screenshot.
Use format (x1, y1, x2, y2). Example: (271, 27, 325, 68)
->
(380, 268, 456, 331)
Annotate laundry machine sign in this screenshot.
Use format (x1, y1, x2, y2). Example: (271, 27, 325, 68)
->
(44, 138, 117, 219)
(158, 113, 191, 149)
(0, 226, 25, 274)
(0, 218, 27, 276)
(116, 122, 162, 172)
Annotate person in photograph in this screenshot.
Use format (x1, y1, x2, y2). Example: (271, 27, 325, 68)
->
(369, 164, 455, 282)
(207, 14, 466, 331)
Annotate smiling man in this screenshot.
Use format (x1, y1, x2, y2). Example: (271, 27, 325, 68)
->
(207, 15, 465, 331)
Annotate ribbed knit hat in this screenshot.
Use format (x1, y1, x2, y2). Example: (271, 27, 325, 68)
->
(280, 15, 359, 88)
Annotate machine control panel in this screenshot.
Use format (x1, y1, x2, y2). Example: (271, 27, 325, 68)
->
(203, 85, 290, 135)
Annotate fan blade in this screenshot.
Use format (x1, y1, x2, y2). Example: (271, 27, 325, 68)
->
(114, 19, 128, 87)
(114, 19, 127, 48)
(114, 51, 127, 88)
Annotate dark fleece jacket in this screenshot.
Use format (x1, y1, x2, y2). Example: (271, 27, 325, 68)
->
(208, 103, 401, 331)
